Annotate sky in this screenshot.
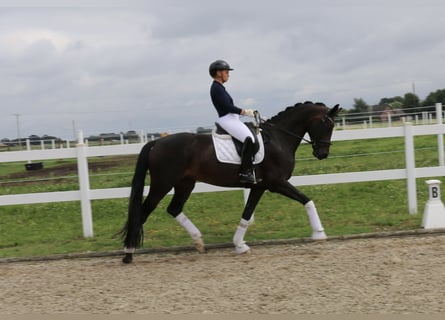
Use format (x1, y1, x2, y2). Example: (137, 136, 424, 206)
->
(1, 0, 444, 140)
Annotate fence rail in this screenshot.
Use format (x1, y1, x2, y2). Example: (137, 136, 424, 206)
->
(1, 103, 444, 238)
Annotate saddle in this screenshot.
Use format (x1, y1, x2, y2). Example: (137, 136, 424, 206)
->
(212, 122, 265, 165)
(214, 122, 260, 157)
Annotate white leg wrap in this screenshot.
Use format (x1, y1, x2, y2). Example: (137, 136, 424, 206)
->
(175, 212, 202, 241)
(124, 247, 135, 254)
(233, 218, 250, 254)
(305, 201, 327, 240)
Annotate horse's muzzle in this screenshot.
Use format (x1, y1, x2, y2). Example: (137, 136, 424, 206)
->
(313, 149, 329, 160)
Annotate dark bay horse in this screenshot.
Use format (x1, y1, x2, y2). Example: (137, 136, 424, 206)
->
(121, 101, 341, 263)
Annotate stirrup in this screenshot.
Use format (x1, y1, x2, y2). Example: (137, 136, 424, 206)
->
(239, 169, 261, 185)
(239, 172, 256, 184)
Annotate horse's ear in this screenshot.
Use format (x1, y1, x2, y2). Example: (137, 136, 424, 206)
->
(328, 104, 342, 118)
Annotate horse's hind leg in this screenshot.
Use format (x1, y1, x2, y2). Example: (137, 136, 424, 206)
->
(233, 188, 265, 254)
(123, 185, 171, 263)
(140, 188, 168, 222)
(167, 179, 205, 253)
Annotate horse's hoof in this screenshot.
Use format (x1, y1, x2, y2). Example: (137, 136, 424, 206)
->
(194, 238, 207, 253)
(234, 243, 250, 254)
(312, 230, 327, 241)
(122, 253, 133, 264)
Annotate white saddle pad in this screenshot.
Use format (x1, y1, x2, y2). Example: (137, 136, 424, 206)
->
(211, 131, 265, 165)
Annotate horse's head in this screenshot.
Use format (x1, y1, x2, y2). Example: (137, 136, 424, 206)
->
(307, 104, 341, 160)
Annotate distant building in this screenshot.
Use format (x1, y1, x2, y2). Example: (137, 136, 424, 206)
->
(86, 131, 162, 142)
(380, 105, 406, 122)
(196, 127, 212, 135)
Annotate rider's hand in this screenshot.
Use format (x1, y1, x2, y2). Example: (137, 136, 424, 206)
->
(243, 109, 256, 117)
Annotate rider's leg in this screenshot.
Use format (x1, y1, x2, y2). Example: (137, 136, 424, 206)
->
(216, 114, 258, 184)
(239, 137, 256, 184)
(216, 113, 254, 142)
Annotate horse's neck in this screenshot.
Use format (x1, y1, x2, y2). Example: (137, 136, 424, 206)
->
(264, 119, 306, 153)
(272, 105, 315, 128)
(267, 107, 316, 152)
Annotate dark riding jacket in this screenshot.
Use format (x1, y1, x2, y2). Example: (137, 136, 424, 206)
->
(210, 80, 243, 117)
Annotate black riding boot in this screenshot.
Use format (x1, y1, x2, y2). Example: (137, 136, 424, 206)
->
(239, 137, 258, 185)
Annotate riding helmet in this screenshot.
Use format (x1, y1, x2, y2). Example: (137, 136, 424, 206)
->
(209, 60, 234, 77)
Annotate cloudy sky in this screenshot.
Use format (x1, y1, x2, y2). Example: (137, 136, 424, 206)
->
(1, 0, 444, 140)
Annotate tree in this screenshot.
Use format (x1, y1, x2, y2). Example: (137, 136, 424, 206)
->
(378, 96, 404, 106)
(422, 89, 445, 110)
(403, 92, 420, 112)
(388, 101, 403, 109)
(351, 98, 370, 113)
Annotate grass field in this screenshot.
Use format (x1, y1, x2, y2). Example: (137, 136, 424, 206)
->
(0, 135, 442, 258)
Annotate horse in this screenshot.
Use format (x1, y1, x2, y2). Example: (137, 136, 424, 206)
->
(121, 101, 341, 263)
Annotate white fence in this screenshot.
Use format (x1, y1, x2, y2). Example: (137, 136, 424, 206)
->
(337, 105, 442, 130)
(1, 103, 444, 238)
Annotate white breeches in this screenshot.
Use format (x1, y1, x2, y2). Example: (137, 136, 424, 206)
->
(216, 113, 255, 142)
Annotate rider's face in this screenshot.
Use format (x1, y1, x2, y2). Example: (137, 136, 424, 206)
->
(217, 70, 230, 83)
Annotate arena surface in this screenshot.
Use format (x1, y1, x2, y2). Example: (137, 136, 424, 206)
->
(1, 234, 445, 314)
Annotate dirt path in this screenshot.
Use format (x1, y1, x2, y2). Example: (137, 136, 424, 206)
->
(1, 234, 445, 314)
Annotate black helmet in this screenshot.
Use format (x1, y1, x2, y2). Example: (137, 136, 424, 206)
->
(209, 60, 234, 77)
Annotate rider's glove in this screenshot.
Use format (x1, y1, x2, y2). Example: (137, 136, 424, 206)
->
(243, 109, 256, 117)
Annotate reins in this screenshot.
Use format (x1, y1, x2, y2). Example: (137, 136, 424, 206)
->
(261, 122, 314, 144)
(254, 111, 331, 146)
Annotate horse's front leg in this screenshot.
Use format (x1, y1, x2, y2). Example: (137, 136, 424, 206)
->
(304, 200, 327, 240)
(271, 181, 327, 241)
(233, 188, 265, 254)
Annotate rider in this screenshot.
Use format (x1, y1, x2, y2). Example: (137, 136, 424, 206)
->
(209, 59, 259, 184)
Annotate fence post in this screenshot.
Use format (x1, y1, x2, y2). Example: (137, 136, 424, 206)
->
(436, 103, 444, 166)
(422, 180, 445, 228)
(404, 122, 417, 214)
(76, 130, 94, 237)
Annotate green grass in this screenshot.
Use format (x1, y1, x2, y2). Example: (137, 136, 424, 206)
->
(0, 135, 441, 258)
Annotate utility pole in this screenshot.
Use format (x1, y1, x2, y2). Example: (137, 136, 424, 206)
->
(72, 120, 77, 141)
(13, 113, 22, 149)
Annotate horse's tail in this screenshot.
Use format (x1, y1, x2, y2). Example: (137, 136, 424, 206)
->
(121, 140, 156, 249)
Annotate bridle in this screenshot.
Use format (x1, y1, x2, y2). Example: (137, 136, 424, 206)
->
(255, 111, 334, 147)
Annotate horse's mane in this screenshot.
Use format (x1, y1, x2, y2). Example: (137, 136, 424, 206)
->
(267, 101, 327, 124)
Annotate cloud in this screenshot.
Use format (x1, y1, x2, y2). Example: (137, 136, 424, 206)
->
(1, 1, 445, 140)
